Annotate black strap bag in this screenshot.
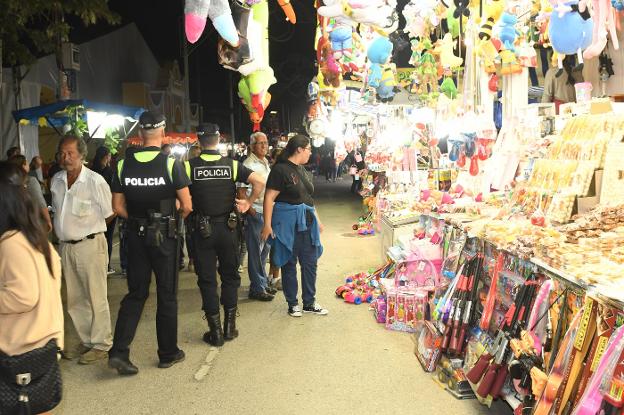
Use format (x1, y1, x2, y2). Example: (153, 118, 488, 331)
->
(0, 339, 62, 415)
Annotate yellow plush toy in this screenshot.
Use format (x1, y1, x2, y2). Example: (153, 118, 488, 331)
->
(434, 33, 463, 69)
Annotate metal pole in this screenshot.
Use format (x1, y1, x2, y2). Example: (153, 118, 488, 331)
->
(229, 71, 235, 142)
(183, 20, 191, 132)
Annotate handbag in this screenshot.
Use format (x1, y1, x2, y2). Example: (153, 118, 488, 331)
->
(0, 339, 62, 415)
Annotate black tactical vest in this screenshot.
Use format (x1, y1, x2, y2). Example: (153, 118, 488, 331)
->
(119, 150, 177, 218)
(188, 154, 236, 217)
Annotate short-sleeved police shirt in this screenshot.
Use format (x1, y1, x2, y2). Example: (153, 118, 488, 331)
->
(266, 161, 314, 206)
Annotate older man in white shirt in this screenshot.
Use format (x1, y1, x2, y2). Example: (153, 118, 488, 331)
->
(51, 136, 114, 364)
(243, 132, 276, 301)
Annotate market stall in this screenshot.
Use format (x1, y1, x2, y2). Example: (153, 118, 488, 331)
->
(315, 0, 624, 409)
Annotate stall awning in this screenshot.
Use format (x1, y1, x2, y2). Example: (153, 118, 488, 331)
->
(127, 133, 199, 146)
(12, 99, 145, 128)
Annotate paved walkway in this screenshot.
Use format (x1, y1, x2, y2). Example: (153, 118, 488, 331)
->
(56, 177, 510, 414)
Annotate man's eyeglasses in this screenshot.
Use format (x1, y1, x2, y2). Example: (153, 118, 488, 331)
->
(303, 146, 312, 151)
(254, 142, 269, 146)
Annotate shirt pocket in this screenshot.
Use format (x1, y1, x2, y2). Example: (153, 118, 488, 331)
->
(71, 197, 92, 217)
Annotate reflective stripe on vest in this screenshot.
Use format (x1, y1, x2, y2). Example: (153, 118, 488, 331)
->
(118, 151, 175, 180)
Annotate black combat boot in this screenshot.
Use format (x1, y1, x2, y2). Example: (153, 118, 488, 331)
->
(223, 307, 239, 341)
(203, 312, 224, 347)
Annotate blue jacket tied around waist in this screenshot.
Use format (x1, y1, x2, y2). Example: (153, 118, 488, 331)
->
(268, 202, 323, 267)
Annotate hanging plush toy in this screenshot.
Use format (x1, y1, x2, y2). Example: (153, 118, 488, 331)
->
(478, 0, 503, 41)
(548, 0, 593, 75)
(367, 37, 393, 88)
(402, 0, 439, 39)
(317, 0, 399, 35)
(498, 12, 523, 75)
(434, 33, 463, 69)
(318, 37, 342, 88)
(582, 0, 619, 59)
(238, 68, 276, 131)
(185, 0, 239, 45)
(440, 77, 458, 99)
(417, 39, 439, 96)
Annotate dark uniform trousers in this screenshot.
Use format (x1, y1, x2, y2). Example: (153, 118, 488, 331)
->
(192, 220, 241, 315)
(109, 229, 180, 361)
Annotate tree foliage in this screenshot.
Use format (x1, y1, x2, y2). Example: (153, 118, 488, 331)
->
(0, 0, 120, 67)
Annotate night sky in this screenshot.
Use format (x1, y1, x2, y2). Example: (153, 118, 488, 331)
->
(70, 0, 319, 139)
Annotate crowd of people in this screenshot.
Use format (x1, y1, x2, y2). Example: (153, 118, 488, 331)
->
(0, 112, 327, 414)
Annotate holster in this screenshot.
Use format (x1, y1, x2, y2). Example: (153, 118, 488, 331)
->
(146, 211, 164, 247)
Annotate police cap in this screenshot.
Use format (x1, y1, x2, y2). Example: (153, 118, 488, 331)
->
(197, 123, 220, 137)
(139, 111, 166, 130)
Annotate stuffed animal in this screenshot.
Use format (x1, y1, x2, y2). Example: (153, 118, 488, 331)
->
(583, 0, 619, 59)
(318, 0, 399, 35)
(498, 12, 523, 75)
(477, 38, 501, 73)
(367, 37, 393, 88)
(417, 40, 439, 95)
(499, 12, 519, 51)
(440, 77, 458, 99)
(453, 0, 470, 19)
(402, 0, 439, 39)
(434, 33, 463, 69)
(549, 0, 593, 74)
(377, 64, 398, 102)
(478, 0, 503, 40)
(185, 0, 238, 45)
(318, 37, 342, 88)
(238, 68, 276, 131)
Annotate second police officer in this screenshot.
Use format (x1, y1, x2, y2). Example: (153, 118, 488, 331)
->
(108, 111, 193, 375)
(185, 123, 265, 346)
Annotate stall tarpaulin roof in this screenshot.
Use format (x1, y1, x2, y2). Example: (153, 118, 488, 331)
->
(127, 133, 198, 146)
(12, 99, 145, 128)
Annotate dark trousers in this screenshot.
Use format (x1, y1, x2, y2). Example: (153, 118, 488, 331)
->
(281, 230, 318, 307)
(109, 231, 180, 361)
(119, 219, 128, 271)
(104, 217, 117, 268)
(192, 222, 241, 315)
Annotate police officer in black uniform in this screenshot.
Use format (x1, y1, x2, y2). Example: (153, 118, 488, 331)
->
(186, 123, 265, 346)
(108, 111, 192, 375)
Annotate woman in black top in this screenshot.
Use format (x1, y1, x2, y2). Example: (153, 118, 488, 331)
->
(91, 146, 117, 274)
(261, 135, 328, 317)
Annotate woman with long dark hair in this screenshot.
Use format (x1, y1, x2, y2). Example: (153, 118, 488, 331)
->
(261, 135, 327, 317)
(8, 155, 52, 231)
(0, 162, 63, 414)
(91, 146, 117, 274)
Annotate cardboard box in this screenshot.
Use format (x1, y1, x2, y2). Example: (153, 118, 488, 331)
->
(590, 98, 613, 114)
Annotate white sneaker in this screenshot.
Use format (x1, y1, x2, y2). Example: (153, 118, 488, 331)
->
(303, 303, 329, 315)
(288, 305, 303, 317)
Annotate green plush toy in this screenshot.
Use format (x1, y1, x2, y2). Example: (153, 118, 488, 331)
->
(440, 77, 458, 99)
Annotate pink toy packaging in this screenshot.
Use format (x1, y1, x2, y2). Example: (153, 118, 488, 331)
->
(385, 288, 397, 328)
(374, 297, 387, 323)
